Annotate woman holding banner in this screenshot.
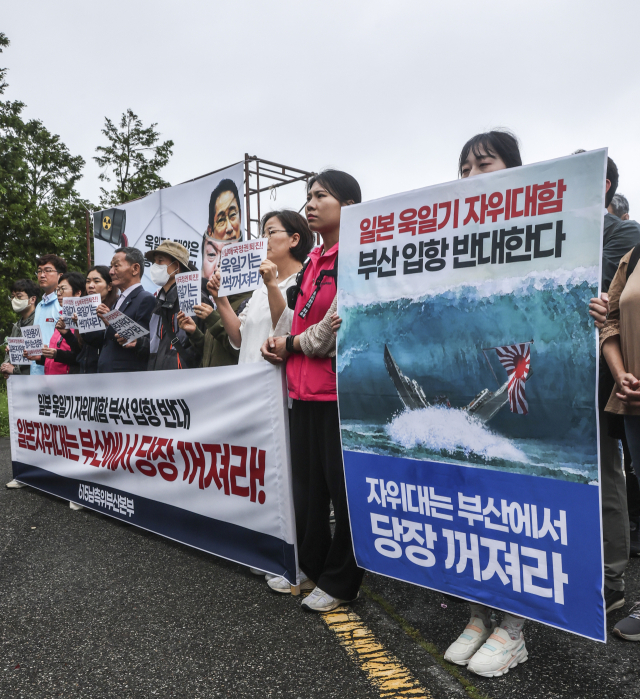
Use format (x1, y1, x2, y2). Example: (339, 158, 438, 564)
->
(57, 266, 119, 374)
(443, 130, 529, 678)
(201, 210, 314, 364)
(33, 272, 86, 376)
(261, 170, 364, 612)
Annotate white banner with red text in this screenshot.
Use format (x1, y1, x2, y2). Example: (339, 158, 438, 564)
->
(7, 364, 298, 582)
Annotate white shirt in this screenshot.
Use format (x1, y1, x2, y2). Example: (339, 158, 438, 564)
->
(230, 273, 298, 364)
(114, 282, 142, 310)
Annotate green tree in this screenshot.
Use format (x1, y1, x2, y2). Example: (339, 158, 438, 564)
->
(94, 108, 173, 207)
(0, 33, 90, 339)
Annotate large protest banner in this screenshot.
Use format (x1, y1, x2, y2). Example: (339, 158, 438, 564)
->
(7, 364, 298, 582)
(93, 163, 245, 293)
(337, 150, 606, 641)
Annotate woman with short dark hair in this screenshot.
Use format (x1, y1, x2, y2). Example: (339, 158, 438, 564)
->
(182, 209, 313, 365)
(57, 266, 119, 374)
(37, 271, 85, 376)
(458, 130, 522, 178)
(444, 131, 529, 679)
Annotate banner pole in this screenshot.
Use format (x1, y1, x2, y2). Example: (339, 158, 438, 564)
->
(244, 154, 251, 239)
(85, 210, 92, 271)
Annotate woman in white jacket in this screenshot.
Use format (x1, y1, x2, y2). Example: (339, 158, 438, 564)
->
(201, 210, 314, 362)
(179, 210, 314, 362)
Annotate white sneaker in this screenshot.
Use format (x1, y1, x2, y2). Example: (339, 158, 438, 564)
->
(249, 567, 265, 575)
(467, 627, 528, 677)
(444, 615, 496, 665)
(69, 501, 84, 511)
(6, 479, 25, 489)
(301, 587, 353, 612)
(267, 574, 315, 594)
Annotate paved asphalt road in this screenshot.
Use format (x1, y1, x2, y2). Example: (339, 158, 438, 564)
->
(1, 437, 639, 698)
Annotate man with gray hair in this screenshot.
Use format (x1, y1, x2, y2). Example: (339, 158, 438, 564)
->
(94, 247, 156, 373)
(608, 193, 630, 220)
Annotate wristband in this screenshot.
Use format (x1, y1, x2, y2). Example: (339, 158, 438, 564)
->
(286, 334, 298, 354)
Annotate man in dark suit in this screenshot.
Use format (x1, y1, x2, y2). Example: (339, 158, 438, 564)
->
(95, 247, 156, 373)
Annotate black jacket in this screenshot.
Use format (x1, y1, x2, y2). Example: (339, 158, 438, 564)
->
(140, 283, 210, 371)
(96, 285, 156, 373)
(602, 213, 640, 292)
(55, 329, 100, 374)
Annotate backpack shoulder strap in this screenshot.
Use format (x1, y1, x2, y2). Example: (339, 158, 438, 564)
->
(286, 257, 312, 310)
(627, 245, 640, 280)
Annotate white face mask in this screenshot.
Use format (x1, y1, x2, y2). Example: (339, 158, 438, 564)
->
(11, 297, 30, 313)
(149, 263, 172, 287)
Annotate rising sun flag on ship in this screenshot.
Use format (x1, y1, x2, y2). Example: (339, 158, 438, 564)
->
(493, 343, 532, 415)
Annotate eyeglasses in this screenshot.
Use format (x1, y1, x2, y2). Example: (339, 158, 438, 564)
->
(37, 268, 58, 276)
(8, 295, 27, 302)
(55, 287, 68, 295)
(261, 229, 288, 239)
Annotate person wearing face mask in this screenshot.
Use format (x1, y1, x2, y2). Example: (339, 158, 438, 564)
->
(140, 241, 212, 371)
(2, 279, 40, 380)
(3, 279, 40, 489)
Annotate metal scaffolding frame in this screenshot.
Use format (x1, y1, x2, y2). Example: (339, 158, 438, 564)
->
(86, 154, 315, 265)
(243, 154, 315, 239)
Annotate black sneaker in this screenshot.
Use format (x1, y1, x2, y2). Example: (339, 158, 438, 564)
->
(605, 587, 625, 613)
(613, 603, 640, 641)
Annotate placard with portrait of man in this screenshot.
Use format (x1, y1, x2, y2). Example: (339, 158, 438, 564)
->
(201, 177, 245, 279)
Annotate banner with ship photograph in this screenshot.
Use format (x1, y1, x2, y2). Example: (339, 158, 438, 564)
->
(337, 150, 606, 641)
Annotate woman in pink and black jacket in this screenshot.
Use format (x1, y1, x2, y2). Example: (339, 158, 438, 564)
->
(261, 170, 364, 612)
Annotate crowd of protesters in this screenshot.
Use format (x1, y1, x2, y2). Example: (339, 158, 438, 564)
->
(2, 134, 640, 678)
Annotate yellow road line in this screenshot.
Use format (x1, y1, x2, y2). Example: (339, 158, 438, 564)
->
(320, 605, 433, 698)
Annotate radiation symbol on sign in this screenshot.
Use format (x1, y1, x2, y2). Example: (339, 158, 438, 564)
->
(102, 216, 111, 230)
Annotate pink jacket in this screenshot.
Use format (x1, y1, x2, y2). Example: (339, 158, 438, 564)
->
(44, 329, 70, 376)
(287, 243, 338, 402)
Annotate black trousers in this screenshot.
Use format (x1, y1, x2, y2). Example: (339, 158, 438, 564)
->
(623, 431, 640, 519)
(290, 399, 364, 600)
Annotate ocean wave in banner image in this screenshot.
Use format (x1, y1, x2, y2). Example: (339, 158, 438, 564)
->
(337, 267, 599, 484)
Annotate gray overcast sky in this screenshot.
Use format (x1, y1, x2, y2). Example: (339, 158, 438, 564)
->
(4, 0, 640, 215)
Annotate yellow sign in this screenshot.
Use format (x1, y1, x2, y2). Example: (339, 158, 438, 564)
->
(102, 216, 111, 230)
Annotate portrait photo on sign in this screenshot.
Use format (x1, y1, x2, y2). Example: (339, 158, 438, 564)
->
(92, 163, 245, 292)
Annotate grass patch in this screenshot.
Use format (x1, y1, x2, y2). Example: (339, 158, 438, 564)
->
(0, 381, 9, 438)
(361, 584, 493, 699)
